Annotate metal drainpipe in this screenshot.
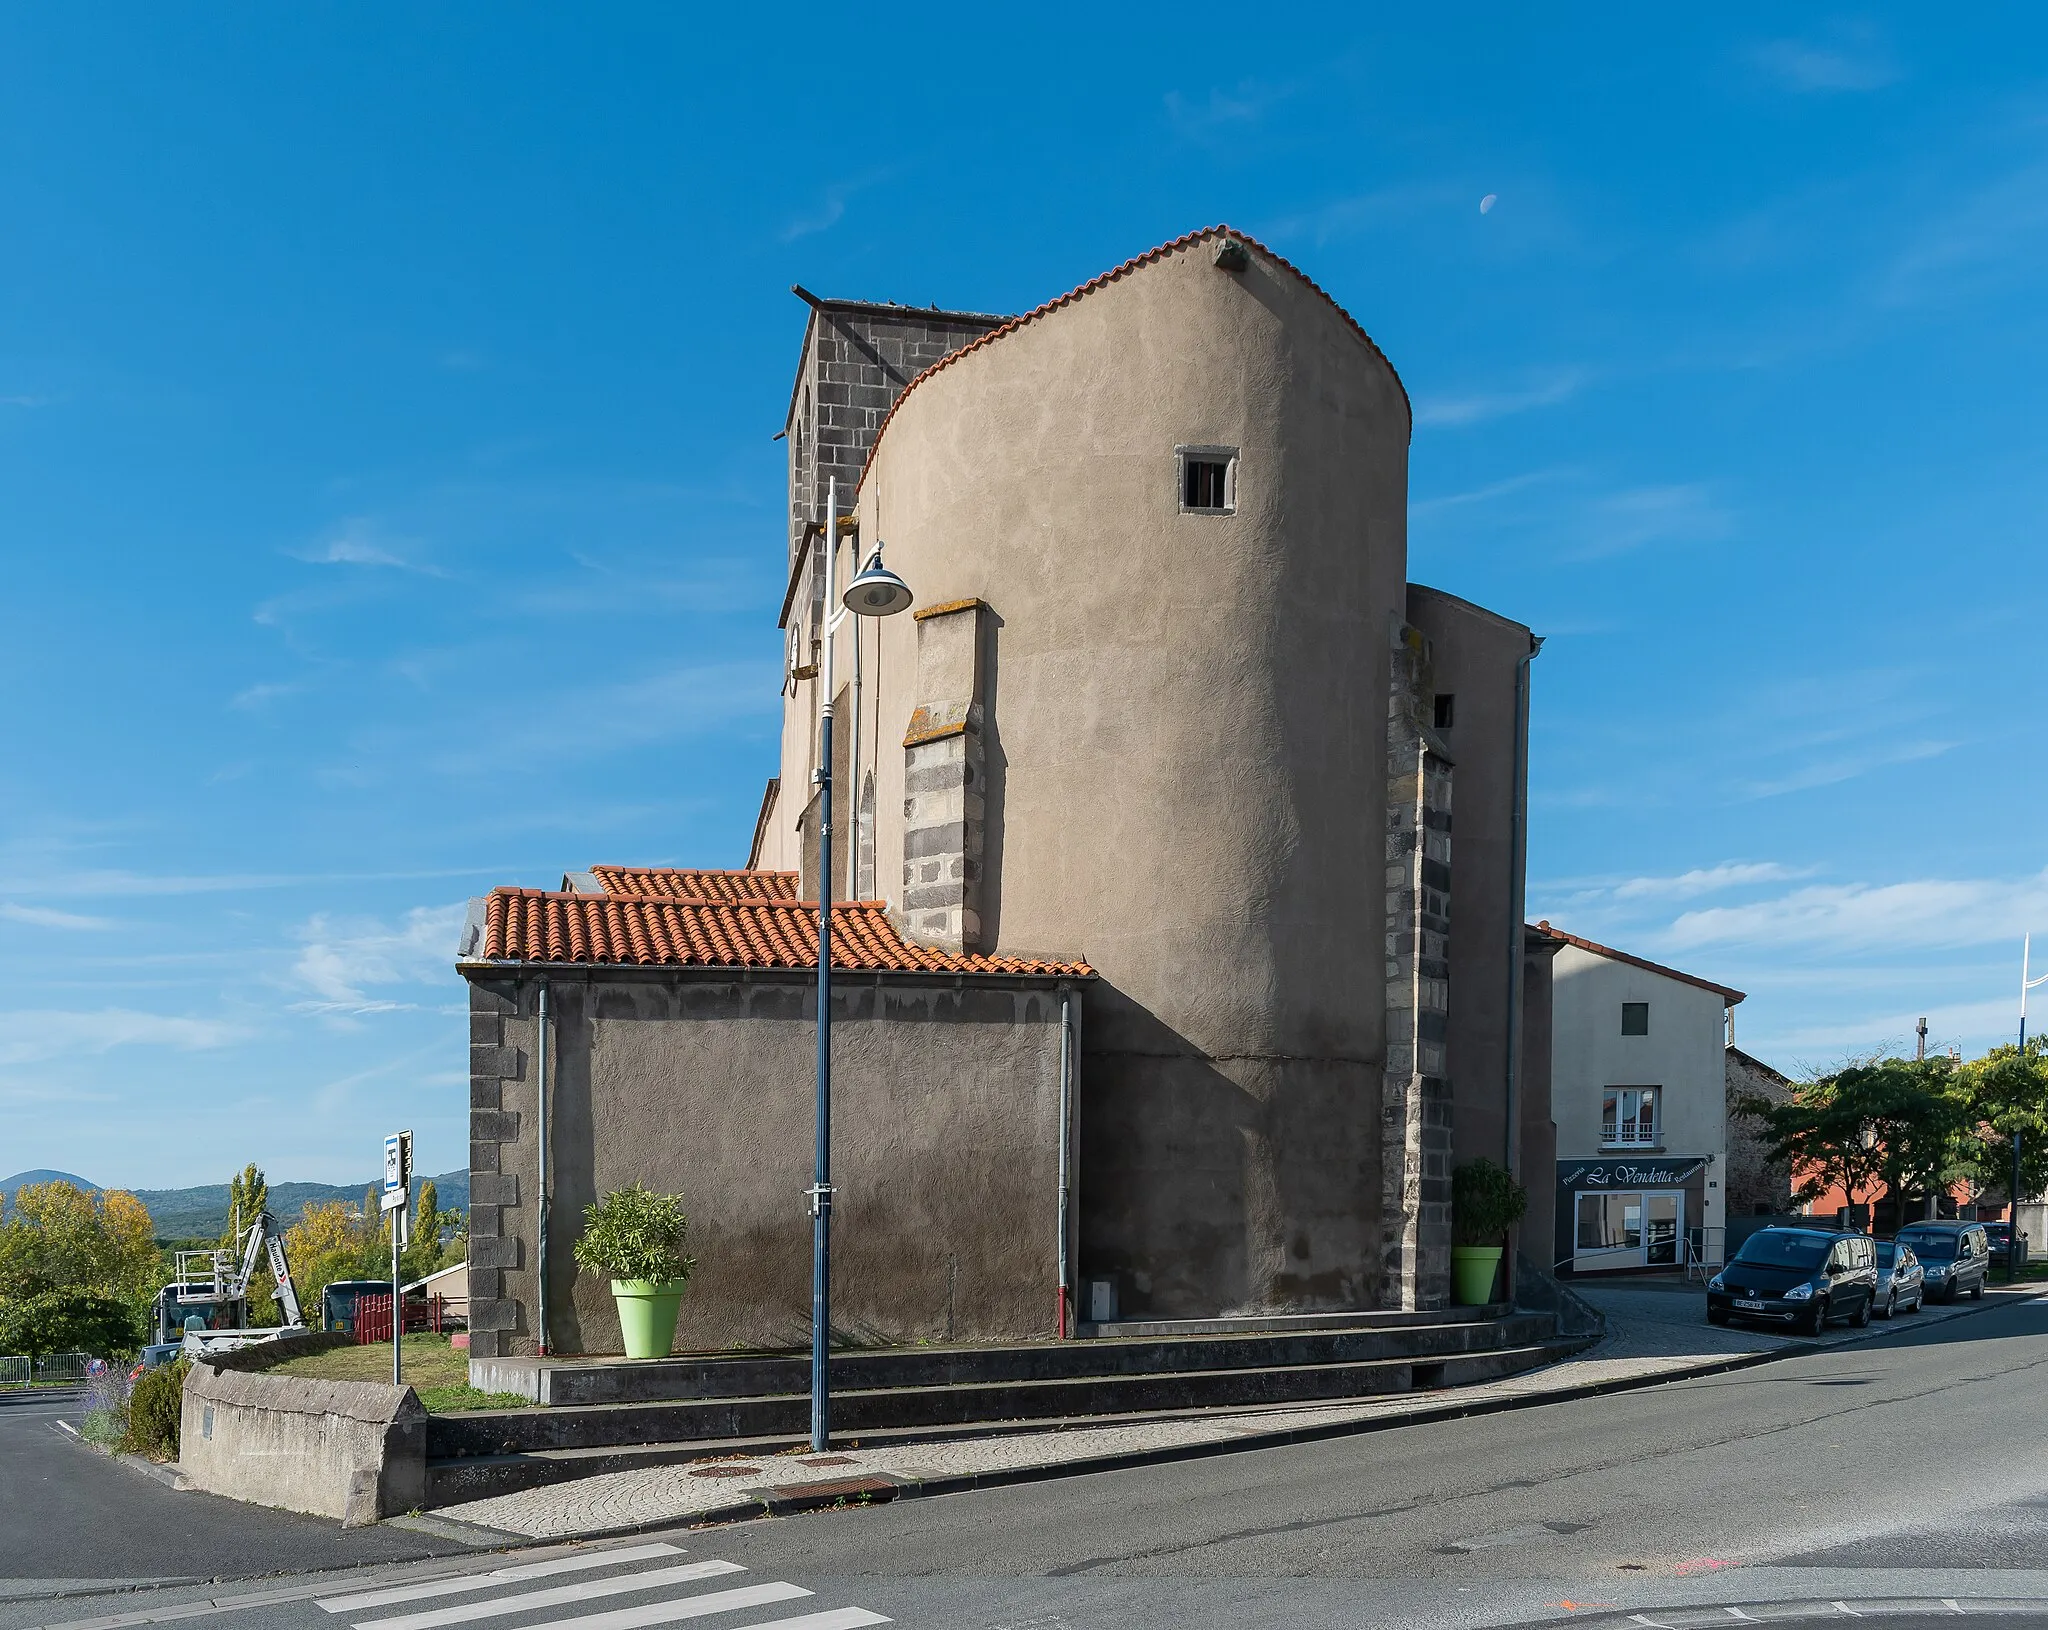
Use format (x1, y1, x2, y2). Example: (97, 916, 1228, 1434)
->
(1503, 637, 1542, 1279)
(536, 978, 552, 1359)
(1056, 985, 1074, 1337)
(848, 525, 863, 900)
(535, 980, 551, 1358)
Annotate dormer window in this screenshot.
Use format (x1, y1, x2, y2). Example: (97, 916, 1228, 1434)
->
(1177, 445, 1238, 514)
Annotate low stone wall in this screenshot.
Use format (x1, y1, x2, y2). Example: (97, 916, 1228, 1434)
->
(179, 1345, 426, 1526)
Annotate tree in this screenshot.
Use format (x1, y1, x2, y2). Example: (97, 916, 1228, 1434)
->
(0, 1290, 140, 1359)
(221, 1164, 269, 1250)
(1958, 1042, 2048, 1205)
(1736, 1058, 1973, 1216)
(281, 1199, 379, 1316)
(0, 1182, 160, 1300)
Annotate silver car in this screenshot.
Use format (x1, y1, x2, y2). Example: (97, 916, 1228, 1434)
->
(1873, 1239, 1925, 1317)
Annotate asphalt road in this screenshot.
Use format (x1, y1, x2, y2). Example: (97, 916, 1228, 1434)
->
(3, 1293, 2046, 1630)
(0, 1387, 464, 1587)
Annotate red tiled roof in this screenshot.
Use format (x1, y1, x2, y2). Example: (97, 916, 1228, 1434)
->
(857, 225, 1411, 488)
(1531, 922, 1746, 1004)
(588, 866, 797, 903)
(478, 887, 1091, 977)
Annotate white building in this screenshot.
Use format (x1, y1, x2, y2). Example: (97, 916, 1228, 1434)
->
(1538, 924, 1745, 1276)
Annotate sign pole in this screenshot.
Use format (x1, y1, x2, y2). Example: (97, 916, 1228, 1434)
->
(392, 1206, 401, 1386)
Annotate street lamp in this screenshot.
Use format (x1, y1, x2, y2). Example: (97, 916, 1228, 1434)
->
(809, 477, 914, 1452)
(2011, 935, 2047, 1282)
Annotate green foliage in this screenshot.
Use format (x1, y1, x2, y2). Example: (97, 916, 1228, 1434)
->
(573, 1185, 695, 1285)
(1739, 1044, 2048, 1213)
(0, 1290, 141, 1359)
(0, 1182, 159, 1301)
(1957, 1042, 2048, 1201)
(121, 1358, 188, 1460)
(416, 1383, 532, 1414)
(221, 1164, 269, 1250)
(1451, 1159, 1527, 1246)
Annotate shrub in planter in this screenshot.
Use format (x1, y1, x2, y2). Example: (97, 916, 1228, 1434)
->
(572, 1185, 695, 1359)
(1450, 1159, 1528, 1306)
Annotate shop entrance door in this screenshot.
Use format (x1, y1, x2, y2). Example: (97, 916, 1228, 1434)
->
(1574, 1190, 1686, 1271)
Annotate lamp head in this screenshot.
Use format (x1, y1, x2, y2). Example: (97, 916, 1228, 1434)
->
(842, 545, 914, 617)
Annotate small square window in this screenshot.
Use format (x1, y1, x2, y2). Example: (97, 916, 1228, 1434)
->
(1433, 694, 1455, 730)
(1177, 445, 1238, 514)
(1621, 1002, 1649, 1035)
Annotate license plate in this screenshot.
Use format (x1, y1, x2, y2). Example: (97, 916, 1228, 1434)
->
(1734, 1298, 1766, 1310)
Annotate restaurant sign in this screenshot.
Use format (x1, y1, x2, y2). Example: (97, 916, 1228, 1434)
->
(1556, 1156, 1707, 1192)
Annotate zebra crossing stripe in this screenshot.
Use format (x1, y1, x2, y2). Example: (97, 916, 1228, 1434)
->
(463, 1581, 813, 1630)
(718, 1612, 890, 1630)
(353, 1563, 745, 1630)
(319, 1546, 684, 1612)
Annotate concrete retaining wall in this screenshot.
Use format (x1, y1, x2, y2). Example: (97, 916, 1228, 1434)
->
(179, 1349, 426, 1526)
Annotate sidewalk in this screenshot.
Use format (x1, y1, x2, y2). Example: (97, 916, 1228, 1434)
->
(432, 1282, 2042, 1542)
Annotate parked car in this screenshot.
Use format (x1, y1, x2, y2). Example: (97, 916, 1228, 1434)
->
(1707, 1226, 1878, 1335)
(1983, 1221, 2029, 1267)
(1872, 1240, 1925, 1317)
(1893, 1221, 1992, 1302)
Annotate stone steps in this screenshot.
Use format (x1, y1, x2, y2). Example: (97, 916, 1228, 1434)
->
(424, 1312, 1570, 1507)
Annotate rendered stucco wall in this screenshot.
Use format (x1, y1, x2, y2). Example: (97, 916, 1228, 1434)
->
(1550, 943, 1733, 1243)
(467, 970, 1072, 1355)
(824, 238, 1410, 1318)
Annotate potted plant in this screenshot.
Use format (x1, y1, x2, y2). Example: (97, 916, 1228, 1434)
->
(573, 1184, 696, 1359)
(1451, 1158, 1527, 1307)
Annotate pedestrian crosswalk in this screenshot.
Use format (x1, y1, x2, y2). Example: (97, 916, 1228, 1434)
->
(312, 1541, 889, 1630)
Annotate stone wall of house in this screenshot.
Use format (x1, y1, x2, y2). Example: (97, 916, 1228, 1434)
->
(465, 968, 1074, 1359)
(1725, 1046, 1795, 1217)
(902, 598, 988, 952)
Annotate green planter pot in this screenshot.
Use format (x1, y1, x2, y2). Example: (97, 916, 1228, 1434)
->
(610, 1279, 687, 1359)
(1450, 1246, 1504, 1307)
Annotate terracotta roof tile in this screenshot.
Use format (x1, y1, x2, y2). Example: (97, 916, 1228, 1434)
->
(588, 867, 798, 903)
(1531, 921, 1746, 1004)
(477, 887, 1091, 978)
(857, 224, 1411, 488)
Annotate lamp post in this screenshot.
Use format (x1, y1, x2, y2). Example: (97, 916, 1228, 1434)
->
(809, 477, 914, 1452)
(2012, 936, 2047, 1281)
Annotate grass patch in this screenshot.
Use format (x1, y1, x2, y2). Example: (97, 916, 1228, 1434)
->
(268, 1334, 470, 1391)
(416, 1384, 533, 1414)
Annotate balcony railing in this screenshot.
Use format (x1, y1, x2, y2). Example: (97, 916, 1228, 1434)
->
(1600, 1124, 1659, 1148)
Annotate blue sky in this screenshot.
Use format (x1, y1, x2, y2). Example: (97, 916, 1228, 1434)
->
(4, 8, 2046, 1187)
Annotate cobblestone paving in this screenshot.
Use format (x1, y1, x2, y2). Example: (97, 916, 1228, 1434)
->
(436, 1285, 2040, 1540)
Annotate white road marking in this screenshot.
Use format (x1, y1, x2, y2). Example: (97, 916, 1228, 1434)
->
(319, 1545, 683, 1612)
(354, 1563, 744, 1630)
(726, 1612, 889, 1630)
(1831, 1606, 1865, 1618)
(469, 1582, 811, 1630)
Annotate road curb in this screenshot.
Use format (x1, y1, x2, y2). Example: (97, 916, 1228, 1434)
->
(429, 1287, 2046, 1544)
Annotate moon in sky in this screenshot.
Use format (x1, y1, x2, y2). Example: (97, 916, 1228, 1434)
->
(1479, 194, 1497, 214)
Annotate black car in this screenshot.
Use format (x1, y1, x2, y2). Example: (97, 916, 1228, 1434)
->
(1984, 1220, 2029, 1267)
(1707, 1226, 1878, 1335)
(1894, 1221, 1992, 1301)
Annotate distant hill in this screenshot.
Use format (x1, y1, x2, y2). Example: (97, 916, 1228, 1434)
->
(1, 1169, 100, 1201)
(0, 1169, 468, 1239)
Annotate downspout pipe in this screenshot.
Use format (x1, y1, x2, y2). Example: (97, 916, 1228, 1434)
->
(536, 979, 551, 1358)
(1056, 985, 1074, 1338)
(1504, 635, 1543, 1270)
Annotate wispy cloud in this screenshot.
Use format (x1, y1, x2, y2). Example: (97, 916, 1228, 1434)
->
(289, 521, 447, 576)
(1611, 861, 1810, 901)
(780, 172, 890, 243)
(1752, 27, 1900, 94)
(1662, 868, 2048, 957)
(229, 681, 299, 712)
(0, 1009, 247, 1067)
(1737, 737, 1958, 800)
(0, 903, 115, 931)
(1410, 468, 1575, 521)
(290, 903, 468, 1009)
(1164, 79, 1295, 142)
(1416, 371, 1586, 427)
(1261, 184, 1454, 248)
(1568, 483, 1729, 559)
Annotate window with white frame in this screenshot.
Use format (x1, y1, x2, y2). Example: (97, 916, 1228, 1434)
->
(1601, 1086, 1660, 1148)
(1177, 445, 1238, 514)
